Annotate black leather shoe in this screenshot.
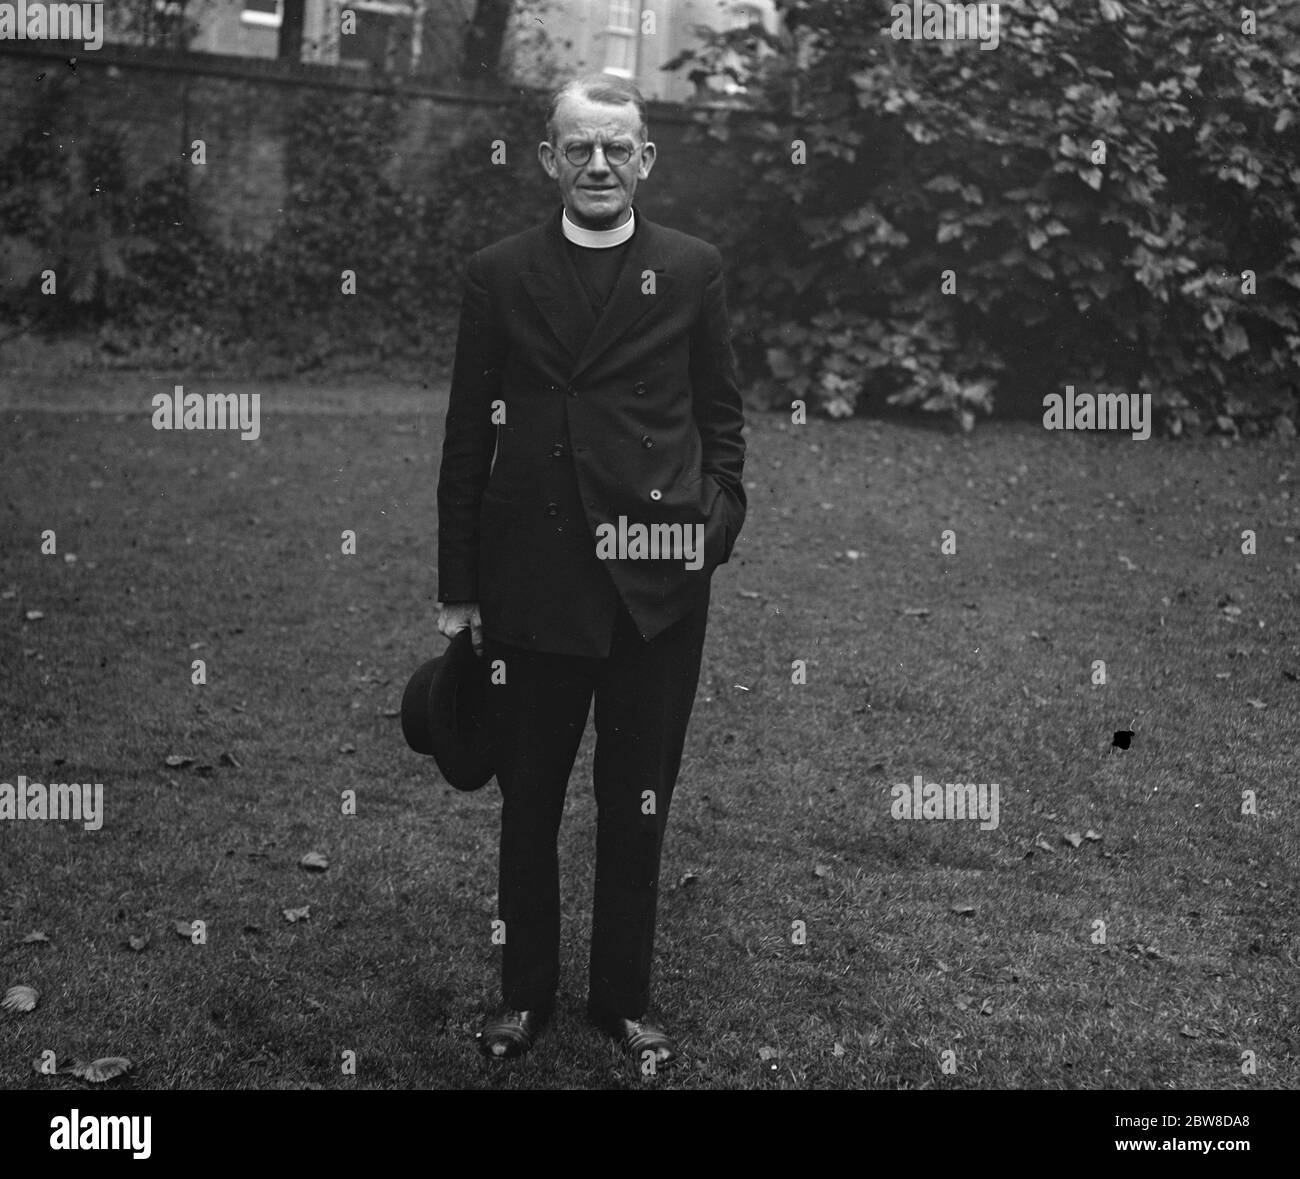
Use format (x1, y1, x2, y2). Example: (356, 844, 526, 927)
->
(477, 1006, 549, 1060)
(589, 1006, 678, 1066)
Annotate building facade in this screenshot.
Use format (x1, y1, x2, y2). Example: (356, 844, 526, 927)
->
(177, 0, 778, 102)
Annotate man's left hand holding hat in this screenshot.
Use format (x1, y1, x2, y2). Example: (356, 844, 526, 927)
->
(437, 601, 483, 656)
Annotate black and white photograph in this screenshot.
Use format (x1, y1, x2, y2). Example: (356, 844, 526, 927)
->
(0, 0, 1296, 1141)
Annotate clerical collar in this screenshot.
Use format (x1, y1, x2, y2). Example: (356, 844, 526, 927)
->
(562, 207, 635, 248)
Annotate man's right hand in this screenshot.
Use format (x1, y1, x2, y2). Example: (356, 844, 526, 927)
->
(437, 601, 483, 656)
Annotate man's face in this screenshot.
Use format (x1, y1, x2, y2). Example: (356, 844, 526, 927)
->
(538, 91, 656, 230)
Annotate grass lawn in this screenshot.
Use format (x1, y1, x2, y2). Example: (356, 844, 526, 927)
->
(1, 375, 1296, 1090)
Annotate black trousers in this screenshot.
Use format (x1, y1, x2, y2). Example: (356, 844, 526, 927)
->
(484, 585, 710, 1017)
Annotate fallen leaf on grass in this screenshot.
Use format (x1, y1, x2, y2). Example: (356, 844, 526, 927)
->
(902, 606, 930, 617)
(737, 590, 761, 599)
(979, 997, 994, 1016)
(1179, 1024, 1203, 1039)
(3, 984, 39, 1013)
(955, 994, 974, 1011)
(1246, 699, 1267, 709)
(950, 902, 976, 917)
(21, 931, 49, 944)
(832, 1041, 846, 1058)
(282, 906, 311, 923)
(1084, 830, 1103, 842)
(1033, 835, 1055, 854)
(219, 751, 241, 768)
(338, 743, 356, 755)
(1062, 832, 1083, 849)
(25, 610, 44, 621)
(813, 864, 830, 878)
(757, 1045, 782, 1062)
(173, 919, 195, 938)
(128, 934, 150, 952)
(70, 1057, 133, 1083)
(299, 851, 329, 872)
(676, 872, 698, 889)
(164, 755, 195, 768)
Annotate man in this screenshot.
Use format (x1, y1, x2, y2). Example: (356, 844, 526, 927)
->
(435, 73, 746, 1065)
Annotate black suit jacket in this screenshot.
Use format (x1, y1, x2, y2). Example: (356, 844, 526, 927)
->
(437, 207, 747, 657)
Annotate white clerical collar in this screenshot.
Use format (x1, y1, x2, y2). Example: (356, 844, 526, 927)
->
(562, 207, 635, 248)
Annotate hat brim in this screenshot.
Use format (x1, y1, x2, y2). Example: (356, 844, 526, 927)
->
(401, 628, 495, 791)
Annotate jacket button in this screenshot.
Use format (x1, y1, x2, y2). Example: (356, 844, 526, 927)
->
(641, 436, 653, 449)
(633, 381, 646, 395)
(649, 489, 662, 501)
(551, 444, 565, 458)
(546, 502, 559, 516)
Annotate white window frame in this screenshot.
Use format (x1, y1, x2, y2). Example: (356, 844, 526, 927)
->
(348, 0, 418, 15)
(336, 0, 421, 70)
(603, 0, 638, 78)
(241, 1, 283, 28)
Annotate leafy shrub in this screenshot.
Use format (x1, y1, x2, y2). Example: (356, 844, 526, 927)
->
(0, 62, 561, 374)
(420, 90, 558, 307)
(214, 90, 424, 370)
(667, 0, 1300, 433)
(0, 78, 155, 333)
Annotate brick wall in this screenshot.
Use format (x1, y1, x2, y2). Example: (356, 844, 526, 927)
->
(0, 40, 744, 248)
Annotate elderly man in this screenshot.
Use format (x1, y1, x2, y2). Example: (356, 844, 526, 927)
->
(436, 73, 746, 1065)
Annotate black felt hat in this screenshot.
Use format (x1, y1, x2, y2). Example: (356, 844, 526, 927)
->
(401, 628, 494, 791)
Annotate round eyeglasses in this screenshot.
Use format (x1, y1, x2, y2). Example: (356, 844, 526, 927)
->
(561, 141, 640, 167)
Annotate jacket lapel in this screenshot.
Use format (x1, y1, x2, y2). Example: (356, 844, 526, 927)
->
(519, 208, 672, 380)
(571, 211, 672, 381)
(519, 212, 596, 366)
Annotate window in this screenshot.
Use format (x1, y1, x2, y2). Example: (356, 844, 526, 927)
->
(338, 1, 416, 74)
(241, 0, 281, 27)
(604, 0, 637, 78)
